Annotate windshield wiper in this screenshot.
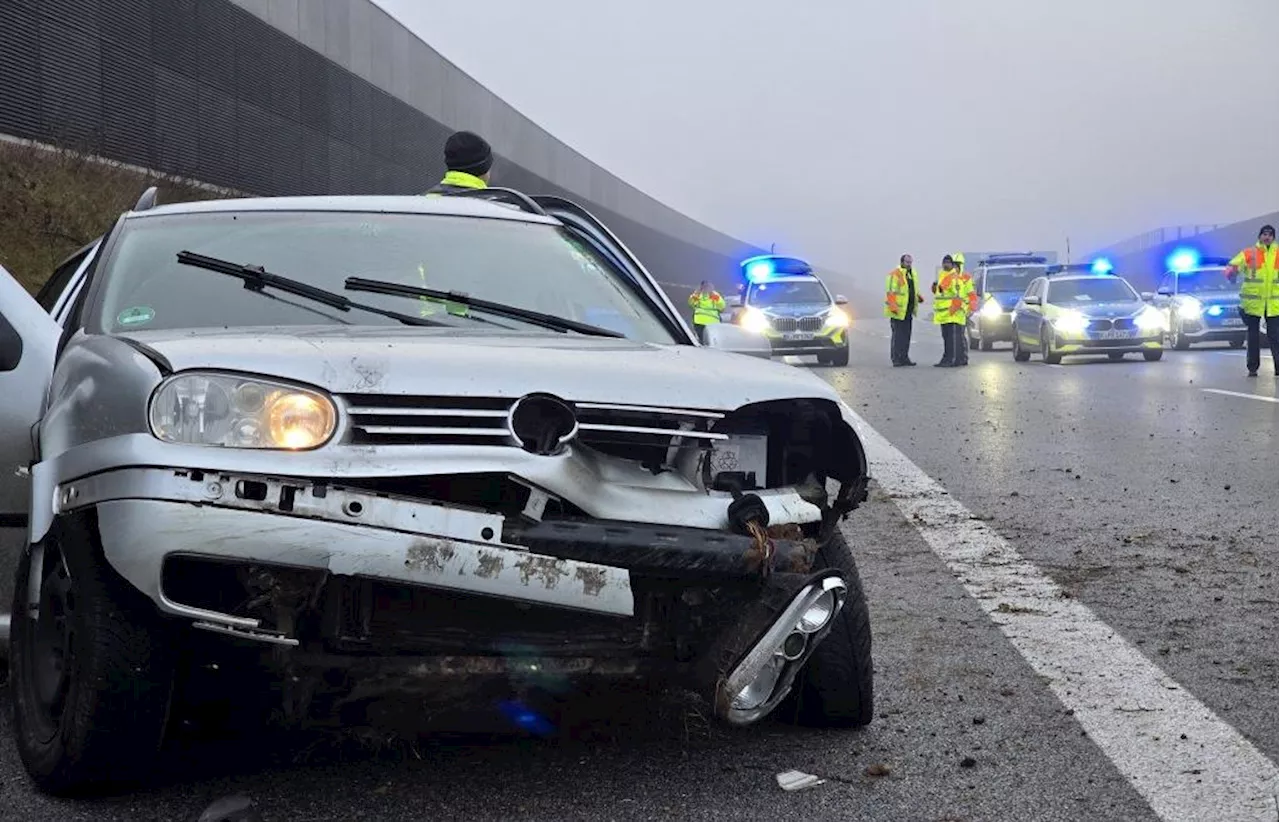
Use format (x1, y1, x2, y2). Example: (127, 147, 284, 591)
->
(344, 276, 625, 338)
(176, 252, 448, 328)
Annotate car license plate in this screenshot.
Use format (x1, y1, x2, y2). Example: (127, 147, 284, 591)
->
(1221, 317, 1244, 327)
(783, 331, 814, 341)
(1097, 329, 1134, 340)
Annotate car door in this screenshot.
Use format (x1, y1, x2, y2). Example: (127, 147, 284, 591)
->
(1014, 278, 1044, 344)
(0, 266, 65, 530)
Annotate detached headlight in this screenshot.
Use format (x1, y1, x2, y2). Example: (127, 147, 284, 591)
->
(1135, 306, 1167, 332)
(1174, 295, 1203, 315)
(149, 372, 337, 450)
(825, 307, 851, 328)
(980, 299, 1003, 319)
(739, 307, 772, 334)
(1052, 310, 1089, 334)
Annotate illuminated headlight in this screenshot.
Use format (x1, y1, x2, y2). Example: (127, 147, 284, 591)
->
(1052, 310, 1089, 334)
(1135, 306, 1167, 332)
(149, 372, 337, 450)
(1174, 295, 1203, 315)
(980, 299, 1004, 319)
(739, 307, 772, 334)
(825, 307, 851, 328)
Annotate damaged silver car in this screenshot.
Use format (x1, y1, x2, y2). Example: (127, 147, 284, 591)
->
(0, 187, 873, 794)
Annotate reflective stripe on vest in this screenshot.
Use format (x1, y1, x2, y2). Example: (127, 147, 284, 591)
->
(1238, 244, 1279, 317)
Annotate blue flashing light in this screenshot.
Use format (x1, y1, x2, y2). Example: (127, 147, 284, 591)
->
(1090, 257, 1114, 275)
(1166, 247, 1200, 273)
(745, 260, 775, 283)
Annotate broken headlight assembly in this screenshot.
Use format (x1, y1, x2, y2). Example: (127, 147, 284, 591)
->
(148, 372, 337, 450)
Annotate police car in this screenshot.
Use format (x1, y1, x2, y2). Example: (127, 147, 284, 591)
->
(1151, 248, 1247, 350)
(1010, 259, 1165, 364)
(733, 255, 852, 366)
(967, 253, 1050, 350)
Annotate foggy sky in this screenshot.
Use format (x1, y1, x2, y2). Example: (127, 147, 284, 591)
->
(373, 0, 1277, 285)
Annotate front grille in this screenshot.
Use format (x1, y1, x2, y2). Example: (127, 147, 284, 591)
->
(341, 395, 727, 451)
(772, 316, 824, 333)
(1113, 318, 1136, 330)
(1087, 319, 1113, 332)
(343, 395, 513, 446)
(1087, 317, 1137, 332)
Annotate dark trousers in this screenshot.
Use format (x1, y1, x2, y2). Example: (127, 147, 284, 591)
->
(1241, 310, 1278, 374)
(695, 323, 708, 343)
(890, 316, 913, 364)
(955, 320, 970, 364)
(939, 322, 963, 364)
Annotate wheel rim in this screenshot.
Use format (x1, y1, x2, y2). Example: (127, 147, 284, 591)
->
(23, 544, 75, 741)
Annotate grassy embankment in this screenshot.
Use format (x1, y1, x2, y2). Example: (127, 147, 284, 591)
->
(0, 140, 224, 294)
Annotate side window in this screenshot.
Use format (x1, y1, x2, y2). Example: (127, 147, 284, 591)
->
(1023, 278, 1042, 299)
(1157, 274, 1174, 294)
(35, 246, 91, 315)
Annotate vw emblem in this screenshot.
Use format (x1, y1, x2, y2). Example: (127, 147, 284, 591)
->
(508, 393, 578, 456)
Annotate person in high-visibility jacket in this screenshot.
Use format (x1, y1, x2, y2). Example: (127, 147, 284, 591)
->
(952, 252, 978, 365)
(688, 281, 726, 343)
(425, 131, 493, 195)
(1226, 223, 1279, 377)
(884, 253, 924, 366)
(931, 255, 970, 367)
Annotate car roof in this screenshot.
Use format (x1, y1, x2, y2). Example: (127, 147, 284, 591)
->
(124, 194, 561, 225)
(1046, 274, 1133, 284)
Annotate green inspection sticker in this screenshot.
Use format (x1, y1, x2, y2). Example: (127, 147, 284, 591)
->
(116, 306, 155, 327)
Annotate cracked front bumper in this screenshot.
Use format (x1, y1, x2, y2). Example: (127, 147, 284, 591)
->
(55, 467, 826, 641)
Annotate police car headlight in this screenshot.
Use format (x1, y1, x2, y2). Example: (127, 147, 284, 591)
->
(1174, 295, 1203, 316)
(740, 307, 771, 334)
(1052, 310, 1089, 335)
(980, 299, 1003, 319)
(825, 307, 851, 328)
(1135, 306, 1167, 332)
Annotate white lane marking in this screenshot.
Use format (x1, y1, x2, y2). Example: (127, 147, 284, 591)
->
(845, 410, 1279, 822)
(1201, 388, 1279, 404)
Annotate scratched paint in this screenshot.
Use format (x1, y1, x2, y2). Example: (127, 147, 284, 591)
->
(574, 566, 608, 597)
(474, 551, 505, 579)
(403, 540, 456, 575)
(514, 555, 569, 589)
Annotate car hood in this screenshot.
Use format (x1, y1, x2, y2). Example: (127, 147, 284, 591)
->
(757, 302, 832, 318)
(985, 291, 1023, 311)
(1180, 290, 1240, 306)
(120, 326, 843, 409)
(1054, 300, 1147, 319)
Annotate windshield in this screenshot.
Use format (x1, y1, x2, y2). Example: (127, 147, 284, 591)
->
(983, 265, 1046, 291)
(89, 210, 678, 344)
(1046, 277, 1138, 304)
(1173, 268, 1233, 294)
(748, 279, 830, 307)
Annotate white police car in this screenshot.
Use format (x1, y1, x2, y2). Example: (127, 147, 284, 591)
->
(730, 255, 851, 366)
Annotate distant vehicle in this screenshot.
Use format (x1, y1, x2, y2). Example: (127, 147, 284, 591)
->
(733, 255, 852, 367)
(1010, 260, 1166, 364)
(1151, 248, 1247, 350)
(967, 253, 1049, 350)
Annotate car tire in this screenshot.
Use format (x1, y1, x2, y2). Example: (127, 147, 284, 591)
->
(830, 344, 850, 367)
(980, 336, 994, 352)
(777, 529, 873, 728)
(1012, 332, 1031, 362)
(1108, 353, 1125, 361)
(1171, 324, 1191, 350)
(1229, 338, 1244, 349)
(10, 512, 175, 795)
(1143, 349, 1163, 362)
(1041, 330, 1062, 365)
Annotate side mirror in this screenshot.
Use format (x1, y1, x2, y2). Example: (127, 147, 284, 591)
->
(1156, 287, 1173, 296)
(834, 294, 849, 306)
(1140, 291, 1155, 302)
(1023, 296, 1042, 306)
(0, 311, 23, 371)
(701, 323, 772, 359)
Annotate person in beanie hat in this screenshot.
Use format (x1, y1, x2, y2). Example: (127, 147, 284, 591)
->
(1226, 223, 1279, 376)
(425, 131, 493, 194)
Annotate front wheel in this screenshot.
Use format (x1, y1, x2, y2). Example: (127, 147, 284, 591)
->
(10, 512, 175, 795)
(1143, 349, 1164, 362)
(1041, 330, 1063, 365)
(1229, 338, 1245, 349)
(1171, 322, 1191, 350)
(829, 344, 850, 367)
(1012, 332, 1031, 362)
(777, 529, 873, 727)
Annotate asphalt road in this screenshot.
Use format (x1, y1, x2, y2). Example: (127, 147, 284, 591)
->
(0, 325, 1275, 822)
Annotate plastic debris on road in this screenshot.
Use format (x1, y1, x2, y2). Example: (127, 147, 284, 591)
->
(776, 770, 825, 791)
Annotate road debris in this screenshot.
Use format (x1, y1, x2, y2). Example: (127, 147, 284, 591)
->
(776, 770, 825, 791)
